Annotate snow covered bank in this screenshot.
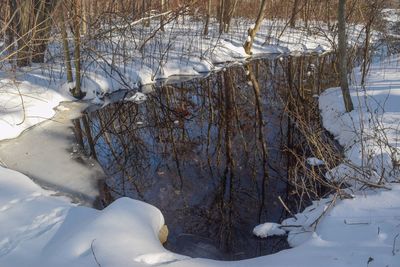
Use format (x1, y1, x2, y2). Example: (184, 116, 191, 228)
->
(0, 101, 106, 207)
(0, 69, 69, 141)
(0, 163, 399, 267)
(0, 64, 139, 141)
(319, 55, 400, 187)
(0, 166, 186, 267)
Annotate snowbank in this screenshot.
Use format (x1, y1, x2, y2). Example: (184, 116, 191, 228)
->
(319, 55, 400, 187)
(0, 164, 399, 267)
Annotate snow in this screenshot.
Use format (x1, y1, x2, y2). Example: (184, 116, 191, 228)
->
(0, 164, 399, 267)
(0, 102, 106, 207)
(306, 157, 325, 166)
(0, 72, 68, 141)
(253, 223, 286, 238)
(126, 92, 148, 104)
(319, 55, 400, 186)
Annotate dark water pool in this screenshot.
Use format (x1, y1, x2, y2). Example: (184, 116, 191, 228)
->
(75, 54, 339, 260)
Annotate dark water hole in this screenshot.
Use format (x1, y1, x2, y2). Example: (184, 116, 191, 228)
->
(74, 54, 340, 260)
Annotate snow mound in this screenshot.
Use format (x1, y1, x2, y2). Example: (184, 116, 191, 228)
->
(253, 223, 286, 238)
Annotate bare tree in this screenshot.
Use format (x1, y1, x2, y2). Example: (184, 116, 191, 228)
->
(203, 0, 211, 35)
(59, 5, 73, 84)
(31, 0, 58, 63)
(338, 0, 354, 112)
(243, 0, 268, 55)
(289, 0, 300, 28)
(11, 0, 32, 67)
(70, 0, 86, 99)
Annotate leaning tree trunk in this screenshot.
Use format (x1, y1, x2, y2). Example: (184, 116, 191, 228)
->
(243, 0, 268, 55)
(338, 0, 354, 112)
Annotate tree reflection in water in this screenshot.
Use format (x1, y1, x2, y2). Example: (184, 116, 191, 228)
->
(77, 54, 339, 260)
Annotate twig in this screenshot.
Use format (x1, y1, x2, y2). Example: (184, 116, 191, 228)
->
(91, 239, 101, 267)
(393, 233, 399, 256)
(278, 196, 298, 220)
(16, 85, 26, 126)
(344, 220, 369, 225)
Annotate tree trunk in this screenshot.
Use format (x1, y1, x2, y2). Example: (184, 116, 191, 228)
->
(60, 7, 73, 83)
(203, 0, 211, 35)
(289, 0, 300, 28)
(160, 0, 165, 31)
(243, 0, 268, 55)
(338, 0, 354, 112)
(219, 0, 225, 34)
(71, 0, 86, 99)
(361, 21, 371, 86)
(12, 0, 32, 67)
(5, 0, 15, 60)
(223, 0, 238, 33)
(31, 0, 58, 63)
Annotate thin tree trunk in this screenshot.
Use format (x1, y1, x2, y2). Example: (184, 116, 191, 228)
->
(290, 0, 300, 28)
(219, 0, 225, 34)
(203, 0, 211, 35)
(361, 21, 371, 86)
(224, 0, 238, 33)
(243, 0, 268, 55)
(160, 0, 165, 31)
(13, 0, 32, 67)
(338, 0, 353, 112)
(71, 0, 85, 99)
(31, 0, 58, 63)
(60, 8, 73, 83)
(5, 0, 15, 60)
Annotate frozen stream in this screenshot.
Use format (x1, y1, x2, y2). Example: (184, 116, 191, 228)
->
(0, 102, 106, 208)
